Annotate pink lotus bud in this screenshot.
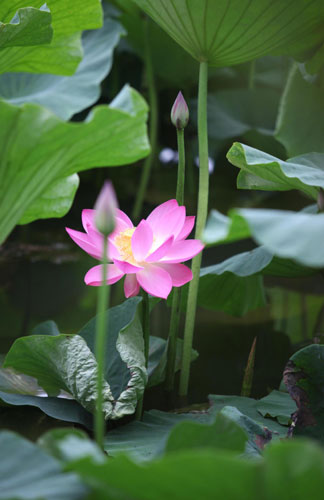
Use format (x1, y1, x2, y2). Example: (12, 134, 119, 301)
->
(171, 91, 189, 129)
(94, 181, 118, 235)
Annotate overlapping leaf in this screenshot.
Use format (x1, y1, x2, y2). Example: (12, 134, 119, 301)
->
(227, 142, 324, 199)
(0, 0, 102, 75)
(0, 85, 149, 244)
(133, 0, 324, 67)
(204, 206, 324, 267)
(0, 11, 125, 119)
(0, 5, 52, 49)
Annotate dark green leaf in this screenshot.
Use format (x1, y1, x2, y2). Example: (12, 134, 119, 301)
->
(256, 390, 297, 425)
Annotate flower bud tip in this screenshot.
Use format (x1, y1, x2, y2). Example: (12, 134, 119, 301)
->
(94, 181, 118, 235)
(171, 91, 189, 129)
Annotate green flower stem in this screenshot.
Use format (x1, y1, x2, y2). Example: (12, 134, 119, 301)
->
(179, 61, 209, 397)
(165, 128, 185, 391)
(248, 59, 255, 90)
(135, 291, 150, 420)
(94, 236, 110, 450)
(132, 17, 158, 222)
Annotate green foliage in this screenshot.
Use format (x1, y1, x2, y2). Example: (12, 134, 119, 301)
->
(0, 6, 53, 49)
(0, 431, 86, 499)
(284, 345, 324, 441)
(0, 12, 125, 119)
(0, 86, 149, 244)
(204, 206, 324, 268)
(228, 142, 324, 199)
(133, 0, 324, 66)
(0, 0, 102, 75)
(276, 65, 324, 156)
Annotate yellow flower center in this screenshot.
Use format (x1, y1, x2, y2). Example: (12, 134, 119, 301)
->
(114, 227, 136, 262)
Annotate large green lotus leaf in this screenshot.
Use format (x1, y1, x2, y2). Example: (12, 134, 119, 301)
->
(132, 0, 324, 67)
(0, 5, 52, 49)
(3, 298, 147, 420)
(275, 65, 324, 157)
(204, 207, 324, 267)
(284, 345, 324, 441)
(0, 12, 124, 120)
(263, 440, 324, 500)
(0, 0, 102, 75)
(0, 85, 149, 244)
(68, 449, 259, 500)
(0, 431, 87, 500)
(227, 142, 324, 199)
(256, 390, 297, 426)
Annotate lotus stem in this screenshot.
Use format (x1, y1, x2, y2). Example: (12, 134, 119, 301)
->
(136, 290, 150, 420)
(94, 236, 110, 449)
(179, 61, 209, 397)
(165, 128, 185, 391)
(132, 17, 158, 222)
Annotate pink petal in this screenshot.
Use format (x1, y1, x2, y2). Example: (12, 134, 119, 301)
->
(86, 227, 120, 260)
(153, 206, 186, 247)
(157, 263, 192, 287)
(131, 219, 153, 261)
(160, 239, 204, 263)
(82, 209, 95, 233)
(124, 274, 140, 298)
(146, 199, 178, 231)
(113, 259, 144, 273)
(115, 208, 133, 228)
(84, 264, 124, 286)
(146, 236, 174, 263)
(66, 227, 101, 260)
(176, 216, 195, 241)
(137, 264, 172, 299)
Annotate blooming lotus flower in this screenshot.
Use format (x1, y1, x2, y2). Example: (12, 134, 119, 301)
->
(66, 199, 204, 299)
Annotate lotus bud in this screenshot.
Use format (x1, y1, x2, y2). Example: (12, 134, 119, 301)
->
(171, 91, 189, 129)
(318, 188, 324, 212)
(94, 181, 118, 236)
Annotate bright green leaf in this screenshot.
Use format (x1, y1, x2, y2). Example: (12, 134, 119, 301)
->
(0, 86, 149, 244)
(0, 0, 102, 75)
(133, 0, 324, 67)
(0, 5, 52, 49)
(228, 142, 323, 199)
(0, 12, 125, 120)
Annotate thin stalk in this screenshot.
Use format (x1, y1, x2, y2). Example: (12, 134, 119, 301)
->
(165, 128, 185, 391)
(135, 291, 150, 419)
(179, 61, 209, 397)
(94, 237, 110, 450)
(241, 337, 257, 397)
(248, 59, 255, 90)
(132, 17, 158, 222)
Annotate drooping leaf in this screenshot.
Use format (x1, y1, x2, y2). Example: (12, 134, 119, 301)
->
(0, 11, 125, 120)
(256, 389, 297, 425)
(275, 65, 324, 157)
(204, 207, 324, 268)
(227, 142, 324, 200)
(283, 344, 324, 441)
(133, 0, 324, 67)
(165, 411, 248, 455)
(0, 5, 52, 49)
(0, 85, 149, 244)
(0, 431, 86, 500)
(3, 297, 147, 420)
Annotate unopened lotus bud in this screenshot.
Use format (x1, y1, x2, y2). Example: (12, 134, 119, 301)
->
(171, 91, 189, 129)
(318, 188, 324, 212)
(94, 181, 118, 236)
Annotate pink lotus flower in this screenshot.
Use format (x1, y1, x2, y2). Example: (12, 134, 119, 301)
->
(66, 199, 204, 299)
